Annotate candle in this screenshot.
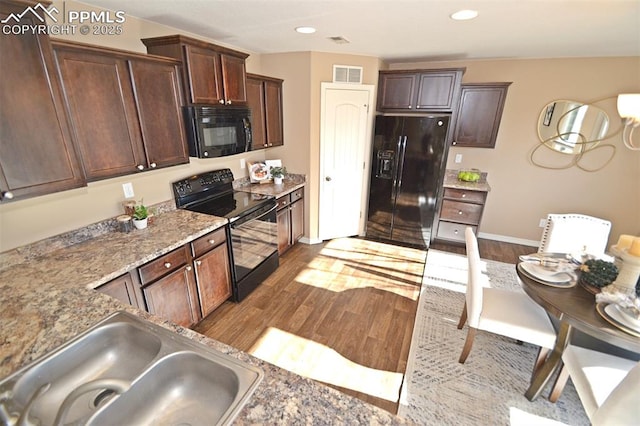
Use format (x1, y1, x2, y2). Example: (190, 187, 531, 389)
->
(616, 234, 635, 250)
(629, 237, 640, 257)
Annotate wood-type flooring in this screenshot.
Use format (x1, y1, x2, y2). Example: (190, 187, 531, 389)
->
(194, 237, 535, 414)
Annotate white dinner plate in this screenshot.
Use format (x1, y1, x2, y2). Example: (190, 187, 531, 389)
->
(605, 304, 640, 332)
(520, 262, 573, 285)
(597, 303, 640, 337)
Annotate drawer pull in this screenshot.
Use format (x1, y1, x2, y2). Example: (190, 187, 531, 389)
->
(454, 229, 459, 234)
(458, 210, 463, 215)
(462, 194, 466, 198)
(208, 239, 216, 245)
(164, 262, 171, 269)
(186, 265, 192, 271)
(196, 260, 202, 266)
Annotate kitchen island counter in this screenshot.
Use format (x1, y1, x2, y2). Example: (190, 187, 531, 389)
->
(0, 206, 409, 425)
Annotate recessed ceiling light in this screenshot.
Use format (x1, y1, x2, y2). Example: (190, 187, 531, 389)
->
(295, 26, 316, 34)
(450, 9, 479, 21)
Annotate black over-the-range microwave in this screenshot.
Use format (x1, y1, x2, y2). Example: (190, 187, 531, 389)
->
(183, 105, 252, 158)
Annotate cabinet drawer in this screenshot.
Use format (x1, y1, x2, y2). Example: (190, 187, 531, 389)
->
(440, 200, 483, 225)
(191, 226, 227, 258)
(443, 188, 486, 204)
(138, 246, 189, 286)
(437, 222, 477, 242)
(276, 195, 289, 210)
(290, 188, 304, 203)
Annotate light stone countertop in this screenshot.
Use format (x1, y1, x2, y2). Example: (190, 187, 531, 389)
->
(443, 169, 491, 192)
(234, 173, 306, 198)
(0, 204, 409, 425)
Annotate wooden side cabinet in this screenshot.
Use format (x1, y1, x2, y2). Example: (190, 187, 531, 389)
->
(96, 272, 141, 308)
(247, 73, 284, 149)
(377, 68, 464, 112)
(276, 188, 304, 254)
(141, 35, 249, 107)
(191, 227, 232, 318)
(0, 0, 86, 202)
(435, 188, 487, 243)
(452, 83, 511, 148)
(52, 40, 188, 180)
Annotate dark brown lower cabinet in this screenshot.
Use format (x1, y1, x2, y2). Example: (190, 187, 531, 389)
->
(143, 265, 200, 328)
(95, 227, 232, 328)
(276, 188, 304, 254)
(96, 272, 141, 308)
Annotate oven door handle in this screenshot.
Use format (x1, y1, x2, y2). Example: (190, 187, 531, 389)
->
(231, 204, 277, 227)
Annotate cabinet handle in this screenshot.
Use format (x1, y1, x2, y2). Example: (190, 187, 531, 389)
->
(268, 143, 273, 147)
(226, 100, 232, 105)
(458, 210, 463, 215)
(461, 194, 466, 198)
(1, 191, 14, 200)
(137, 165, 144, 171)
(219, 99, 225, 104)
(208, 239, 215, 245)
(452, 141, 457, 146)
(186, 265, 192, 271)
(150, 162, 157, 168)
(454, 229, 459, 235)
(408, 105, 412, 109)
(196, 260, 202, 266)
(164, 262, 171, 269)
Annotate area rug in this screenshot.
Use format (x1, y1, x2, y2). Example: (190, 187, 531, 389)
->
(397, 249, 589, 425)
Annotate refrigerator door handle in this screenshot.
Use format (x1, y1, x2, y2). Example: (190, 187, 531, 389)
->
(396, 136, 408, 190)
(392, 136, 403, 199)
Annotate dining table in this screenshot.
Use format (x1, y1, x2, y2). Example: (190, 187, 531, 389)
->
(516, 263, 640, 401)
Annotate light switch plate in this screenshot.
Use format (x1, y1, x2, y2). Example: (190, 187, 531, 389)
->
(240, 158, 246, 169)
(454, 154, 463, 163)
(122, 182, 135, 199)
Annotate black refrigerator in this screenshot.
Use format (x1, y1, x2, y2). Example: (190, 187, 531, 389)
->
(365, 114, 450, 249)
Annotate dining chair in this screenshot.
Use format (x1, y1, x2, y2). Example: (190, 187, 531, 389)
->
(538, 213, 611, 256)
(552, 345, 640, 425)
(457, 227, 557, 372)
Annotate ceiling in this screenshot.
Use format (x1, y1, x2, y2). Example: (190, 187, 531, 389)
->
(79, 0, 640, 62)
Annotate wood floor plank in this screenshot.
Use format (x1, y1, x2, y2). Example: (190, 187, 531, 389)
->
(193, 236, 533, 415)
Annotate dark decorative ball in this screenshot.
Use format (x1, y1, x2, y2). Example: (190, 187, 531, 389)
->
(579, 259, 619, 289)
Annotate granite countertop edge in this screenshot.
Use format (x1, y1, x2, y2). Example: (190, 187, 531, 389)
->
(443, 169, 491, 192)
(0, 197, 408, 425)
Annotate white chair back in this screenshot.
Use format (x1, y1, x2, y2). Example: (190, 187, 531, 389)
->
(538, 214, 611, 255)
(464, 227, 483, 328)
(591, 359, 640, 425)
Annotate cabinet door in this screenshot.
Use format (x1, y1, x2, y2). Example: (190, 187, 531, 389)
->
(193, 243, 232, 317)
(220, 54, 247, 105)
(377, 73, 417, 110)
(246, 77, 267, 149)
(129, 60, 189, 168)
(53, 47, 146, 180)
(184, 45, 224, 104)
(96, 272, 140, 307)
(276, 206, 291, 254)
(290, 198, 304, 244)
(264, 80, 284, 147)
(0, 7, 85, 201)
(143, 265, 200, 328)
(414, 71, 462, 111)
(452, 83, 511, 148)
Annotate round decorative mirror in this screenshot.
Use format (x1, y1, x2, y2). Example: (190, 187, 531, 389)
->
(537, 100, 610, 154)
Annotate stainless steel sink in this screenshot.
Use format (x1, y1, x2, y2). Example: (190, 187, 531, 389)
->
(0, 311, 263, 426)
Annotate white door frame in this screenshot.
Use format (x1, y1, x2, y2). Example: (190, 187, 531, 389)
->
(319, 82, 376, 240)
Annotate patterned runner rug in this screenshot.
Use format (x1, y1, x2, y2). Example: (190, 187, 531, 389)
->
(398, 249, 589, 425)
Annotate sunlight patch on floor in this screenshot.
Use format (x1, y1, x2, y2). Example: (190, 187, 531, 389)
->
(422, 250, 497, 294)
(249, 327, 404, 402)
(292, 238, 425, 300)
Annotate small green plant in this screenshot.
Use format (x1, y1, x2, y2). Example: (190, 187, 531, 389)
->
(579, 259, 619, 288)
(270, 166, 287, 178)
(132, 202, 148, 220)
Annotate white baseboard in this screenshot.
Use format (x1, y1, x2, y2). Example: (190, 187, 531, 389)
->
(298, 237, 323, 245)
(477, 232, 539, 248)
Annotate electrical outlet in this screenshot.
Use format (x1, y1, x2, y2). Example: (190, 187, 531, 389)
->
(122, 182, 135, 199)
(454, 154, 463, 163)
(539, 219, 547, 227)
(240, 158, 246, 169)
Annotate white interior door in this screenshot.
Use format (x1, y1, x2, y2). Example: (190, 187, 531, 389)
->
(319, 83, 374, 241)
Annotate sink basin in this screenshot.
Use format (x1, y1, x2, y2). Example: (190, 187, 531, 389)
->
(0, 312, 263, 426)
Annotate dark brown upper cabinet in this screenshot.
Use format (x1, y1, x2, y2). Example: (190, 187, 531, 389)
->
(141, 35, 249, 106)
(0, 0, 86, 202)
(452, 83, 511, 148)
(377, 68, 464, 112)
(52, 40, 188, 180)
(246, 73, 284, 149)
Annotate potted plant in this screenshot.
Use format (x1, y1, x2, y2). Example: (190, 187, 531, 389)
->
(132, 202, 149, 230)
(270, 166, 287, 185)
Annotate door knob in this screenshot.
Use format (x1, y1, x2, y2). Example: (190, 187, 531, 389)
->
(325, 176, 332, 181)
